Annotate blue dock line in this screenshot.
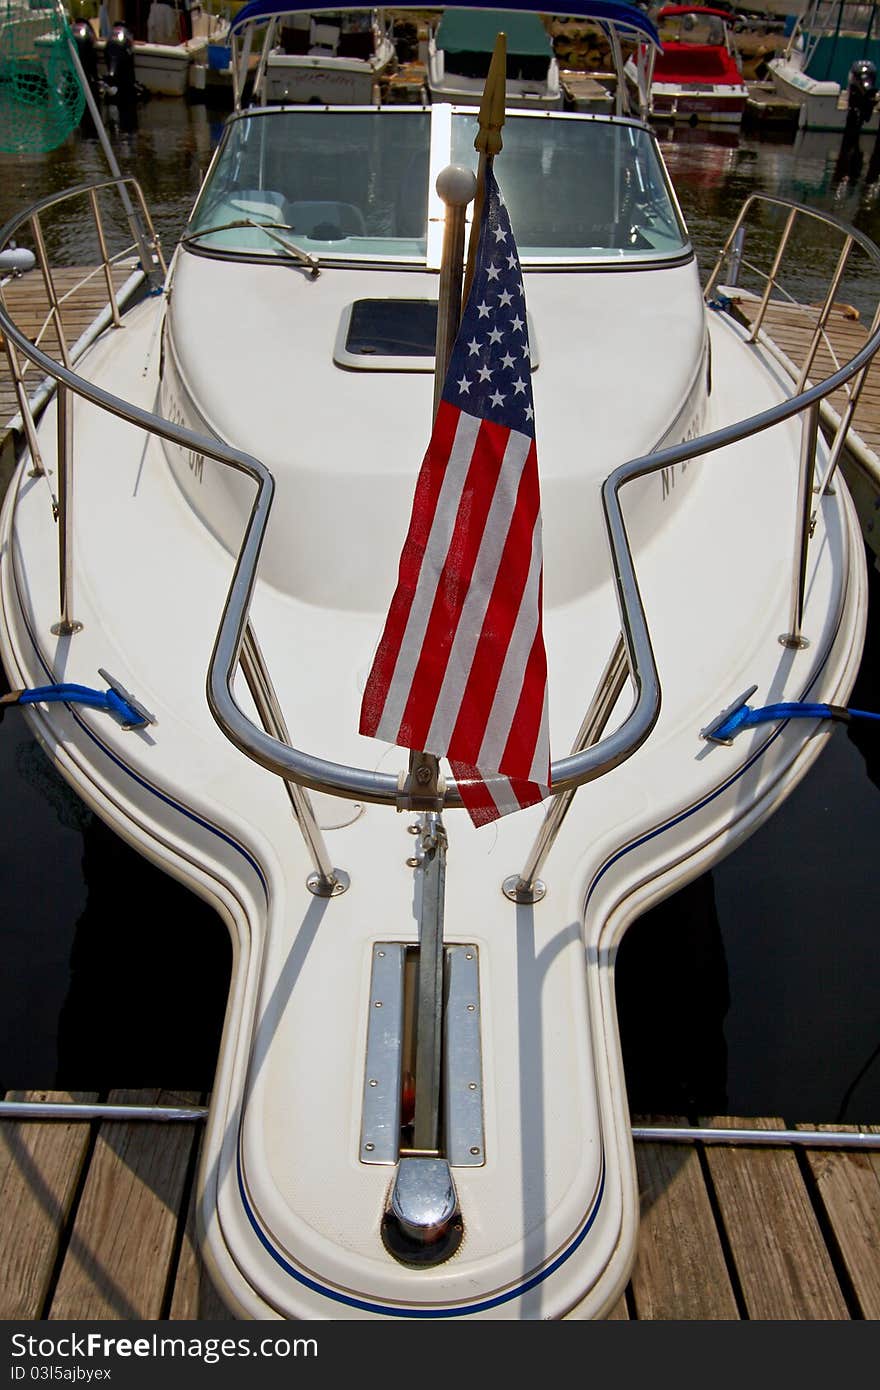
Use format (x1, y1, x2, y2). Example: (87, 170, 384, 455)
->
(0, 676, 154, 730)
(705, 698, 880, 744)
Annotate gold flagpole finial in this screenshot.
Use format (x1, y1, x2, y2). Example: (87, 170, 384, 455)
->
(463, 31, 507, 304)
(475, 30, 507, 159)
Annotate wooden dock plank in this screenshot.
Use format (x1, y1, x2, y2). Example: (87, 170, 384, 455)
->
(629, 1116, 739, 1319)
(801, 1124, 880, 1319)
(47, 1088, 201, 1321)
(0, 1089, 99, 1319)
(700, 1116, 850, 1319)
(1, 265, 136, 432)
(731, 298, 880, 461)
(0, 1103, 877, 1319)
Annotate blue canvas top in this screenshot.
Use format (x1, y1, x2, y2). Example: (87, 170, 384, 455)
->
(228, 1, 661, 47)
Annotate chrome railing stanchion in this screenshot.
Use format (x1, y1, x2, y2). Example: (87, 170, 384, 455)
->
(51, 383, 81, 637)
(504, 635, 630, 903)
(0, 284, 45, 477)
(239, 623, 347, 897)
(31, 213, 72, 371)
(795, 234, 853, 393)
(781, 401, 820, 650)
(819, 298, 880, 497)
(748, 205, 797, 342)
(89, 187, 123, 330)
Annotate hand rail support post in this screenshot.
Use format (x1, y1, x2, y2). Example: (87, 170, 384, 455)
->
(51, 383, 82, 636)
(780, 400, 820, 649)
(503, 635, 630, 903)
(239, 624, 347, 897)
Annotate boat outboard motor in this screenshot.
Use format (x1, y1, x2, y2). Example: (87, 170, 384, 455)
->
(104, 23, 137, 108)
(847, 58, 877, 127)
(71, 20, 100, 106)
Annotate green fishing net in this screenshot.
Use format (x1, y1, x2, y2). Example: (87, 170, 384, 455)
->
(0, 1, 85, 153)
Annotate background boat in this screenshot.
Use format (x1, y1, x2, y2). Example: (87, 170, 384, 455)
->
(768, 0, 880, 129)
(263, 8, 395, 104)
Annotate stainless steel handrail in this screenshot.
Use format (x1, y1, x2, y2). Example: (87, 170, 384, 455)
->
(2, 186, 880, 816)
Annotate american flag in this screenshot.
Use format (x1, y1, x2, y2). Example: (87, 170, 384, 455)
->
(359, 161, 550, 826)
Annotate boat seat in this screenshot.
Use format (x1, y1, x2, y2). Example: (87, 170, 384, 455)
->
(280, 26, 310, 55)
(338, 31, 374, 60)
(309, 21, 340, 55)
(286, 200, 366, 239)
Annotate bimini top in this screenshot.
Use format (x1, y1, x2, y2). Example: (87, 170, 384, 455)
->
(228, 0, 662, 47)
(435, 9, 553, 55)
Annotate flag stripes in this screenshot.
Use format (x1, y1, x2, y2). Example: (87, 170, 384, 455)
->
(359, 160, 551, 825)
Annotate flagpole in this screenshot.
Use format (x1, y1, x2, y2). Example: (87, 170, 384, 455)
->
(400, 35, 506, 814)
(381, 36, 512, 1266)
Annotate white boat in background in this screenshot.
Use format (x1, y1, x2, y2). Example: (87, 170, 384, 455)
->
(767, 0, 880, 129)
(2, 0, 880, 1321)
(262, 8, 394, 104)
(426, 5, 563, 109)
(87, 2, 227, 96)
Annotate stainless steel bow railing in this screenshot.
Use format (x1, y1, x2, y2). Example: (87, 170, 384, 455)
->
(2, 180, 880, 898)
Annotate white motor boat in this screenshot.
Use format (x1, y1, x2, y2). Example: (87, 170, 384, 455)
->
(261, 8, 395, 105)
(767, 0, 880, 130)
(1, 0, 879, 1321)
(427, 5, 563, 109)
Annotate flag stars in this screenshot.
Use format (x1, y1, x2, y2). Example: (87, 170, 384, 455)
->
(524, 403, 534, 421)
(490, 389, 506, 407)
(512, 376, 527, 394)
(467, 337, 480, 356)
(457, 375, 471, 395)
(477, 300, 492, 318)
(477, 364, 493, 382)
(486, 263, 501, 281)
(522, 343, 531, 360)
(510, 314, 524, 334)
(500, 352, 515, 370)
(493, 226, 508, 242)
(488, 326, 503, 345)
(506, 252, 517, 269)
(498, 289, 513, 307)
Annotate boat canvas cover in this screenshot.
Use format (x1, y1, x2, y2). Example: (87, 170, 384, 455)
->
(229, 0, 661, 47)
(435, 9, 552, 55)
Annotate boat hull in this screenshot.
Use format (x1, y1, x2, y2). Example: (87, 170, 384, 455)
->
(768, 57, 880, 131)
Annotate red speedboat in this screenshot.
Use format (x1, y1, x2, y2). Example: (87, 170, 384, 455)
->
(626, 5, 749, 125)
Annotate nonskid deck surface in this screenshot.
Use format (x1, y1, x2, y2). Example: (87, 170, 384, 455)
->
(0, 288, 867, 1318)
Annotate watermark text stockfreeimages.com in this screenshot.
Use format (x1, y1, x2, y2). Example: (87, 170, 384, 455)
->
(10, 1332, 317, 1375)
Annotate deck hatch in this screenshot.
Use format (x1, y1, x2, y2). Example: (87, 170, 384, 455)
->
(334, 299, 540, 371)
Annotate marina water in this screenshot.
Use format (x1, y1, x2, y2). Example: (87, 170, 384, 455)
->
(1, 99, 879, 1123)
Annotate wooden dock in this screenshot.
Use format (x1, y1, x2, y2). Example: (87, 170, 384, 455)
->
(0, 1094, 878, 1320)
(0, 263, 138, 484)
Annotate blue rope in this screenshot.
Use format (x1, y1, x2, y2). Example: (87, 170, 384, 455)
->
(1, 682, 148, 727)
(712, 700, 880, 742)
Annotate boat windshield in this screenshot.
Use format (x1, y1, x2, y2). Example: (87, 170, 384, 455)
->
(451, 113, 687, 258)
(188, 109, 432, 259)
(187, 107, 688, 263)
